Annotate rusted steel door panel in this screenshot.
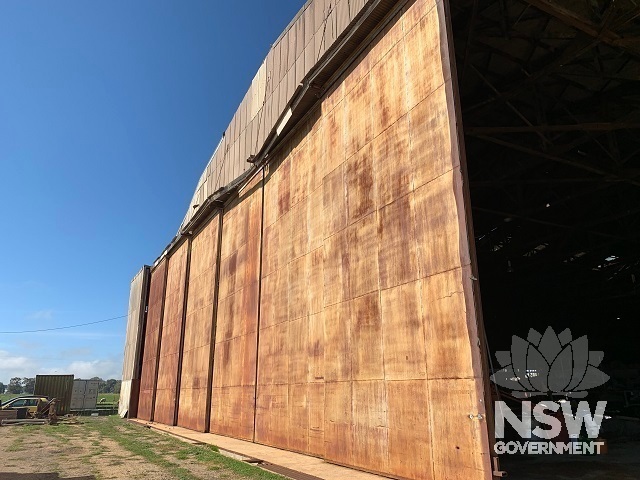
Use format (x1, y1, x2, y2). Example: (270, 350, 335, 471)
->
(210, 173, 263, 440)
(120, 266, 150, 418)
(137, 259, 167, 422)
(154, 242, 189, 426)
(121, 268, 148, 383)
(177, 215, 220, 432)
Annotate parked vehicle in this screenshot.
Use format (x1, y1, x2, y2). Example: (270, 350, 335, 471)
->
(0, 396, 50, 416)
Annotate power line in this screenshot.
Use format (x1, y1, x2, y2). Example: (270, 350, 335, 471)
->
(0, 315, 127, 334)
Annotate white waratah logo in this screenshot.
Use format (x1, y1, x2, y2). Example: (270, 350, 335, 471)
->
(491, 327, 609, 398)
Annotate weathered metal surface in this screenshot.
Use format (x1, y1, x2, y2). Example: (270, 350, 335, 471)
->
(154, 240, 189, 426)
(179, 0, 377, 231)
(256, 97, 320, 454)
(71, 379, 86, 410)
(80, 380, 100, 410)
(0, 410, 18, 420)
(120, 266, 150, 417)
(70, 395, 84, 410)
(260, 463, 324, 480)
(2, 419, 49, 426)
(210, 172, 263, 440)
(177, 215, 220, 432)
(137, 259, 168, 421)
(133, 0, 493, 478)
(253, 1, 492, 478)
(34, 375, 74, 415)
(119, 380, 132, 417)
(72, 379, 87, 394)
(121, 267, 150, 381)
(83, 394, 98, 410)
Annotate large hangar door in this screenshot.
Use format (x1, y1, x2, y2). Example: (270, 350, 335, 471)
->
(253, 0, 494, 478)
(129, 0, 497, 478)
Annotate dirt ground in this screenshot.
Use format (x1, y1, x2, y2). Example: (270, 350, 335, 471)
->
(0, 416, 285, 480)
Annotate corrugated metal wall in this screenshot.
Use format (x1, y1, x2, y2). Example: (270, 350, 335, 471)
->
(34, 375, 74, 415)
(120, 266, 150, 417)
(180, 0, 375, 231)
(137, 259, 167, 421)
(129, 0, 493, 478)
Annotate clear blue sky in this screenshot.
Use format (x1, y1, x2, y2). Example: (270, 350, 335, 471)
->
(0, 0, 304, 385)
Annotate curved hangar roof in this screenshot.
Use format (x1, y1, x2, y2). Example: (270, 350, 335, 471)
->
(178, 0, 402, 234)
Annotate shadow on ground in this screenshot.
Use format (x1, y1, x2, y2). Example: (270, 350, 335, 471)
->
(500, 441, 640, 479)
(0, 475, 95, 480)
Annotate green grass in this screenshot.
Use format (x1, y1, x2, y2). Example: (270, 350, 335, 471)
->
(96, 393, 120, 404)
(44, 416, 286, 480)
(6, 431, 26, 452)
(0, 393, 21, 403)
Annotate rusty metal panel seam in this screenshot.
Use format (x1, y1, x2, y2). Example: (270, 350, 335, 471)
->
(252, 167, 266, 442)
